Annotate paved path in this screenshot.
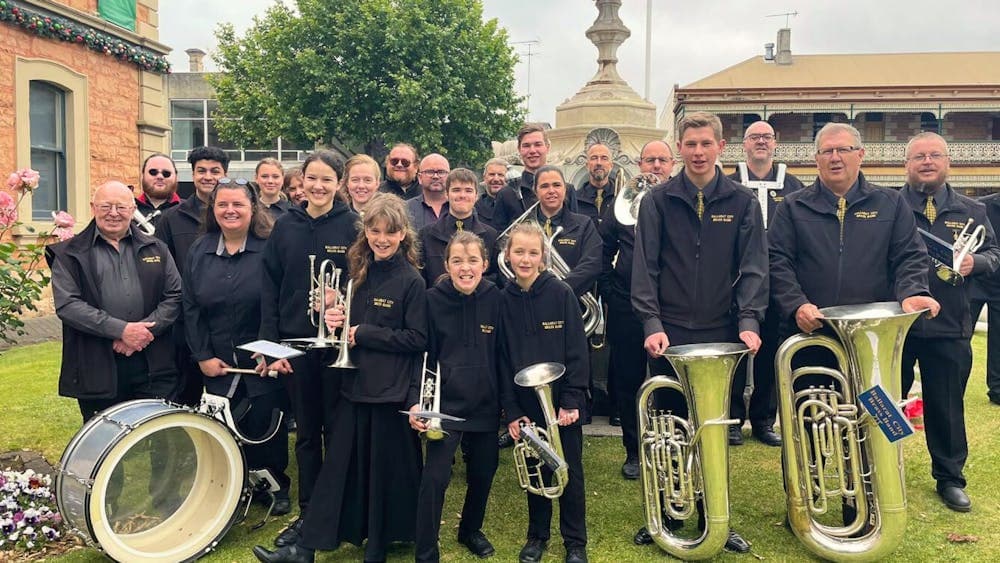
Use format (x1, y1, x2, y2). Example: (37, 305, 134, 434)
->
(0, 315, 62, 351)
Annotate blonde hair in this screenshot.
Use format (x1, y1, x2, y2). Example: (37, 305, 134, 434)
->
(347, 193, 420, 286)
(340, 154, 382, 204)
(504, 220, 548, 273)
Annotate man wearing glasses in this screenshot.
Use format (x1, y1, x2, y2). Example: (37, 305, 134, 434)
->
(406, 153, 451, 231)
(726, 121, 805, 449)
(47, 181, 182, 422)
(134, 153, 180, 230)
(379, 143, 421, 200)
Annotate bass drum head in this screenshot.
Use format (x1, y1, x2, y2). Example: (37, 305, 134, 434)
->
(87, 410, 245, 562)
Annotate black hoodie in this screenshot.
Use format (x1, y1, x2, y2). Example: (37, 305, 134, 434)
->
(342, 251, 428, 403)
(406, 278, 502, 431)
(259, 202, 359, 340)
(499, 271, 589, 425)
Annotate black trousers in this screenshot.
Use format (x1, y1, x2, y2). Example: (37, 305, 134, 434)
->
(175, 337, 204, 408)
(415, 429, 499, 563)
(901, 336, 972, 489)
(606, 290, 647, 459)
(969, 298, 1000, 400)
(77, 352, 179, 421)
(730, 307, 779, 429)
(288, 350, 342, 512)
(526, 424, 586, 548)
(234, 384, 291, 491)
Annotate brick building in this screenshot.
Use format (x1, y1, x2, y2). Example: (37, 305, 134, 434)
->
(1, 0, 170, 238)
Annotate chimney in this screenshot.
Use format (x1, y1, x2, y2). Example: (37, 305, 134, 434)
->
(764, 42, 775, 61)
(775, 28, 792, 65)
(185, 48, 206, 72)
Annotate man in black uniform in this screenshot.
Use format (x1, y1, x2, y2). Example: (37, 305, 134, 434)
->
(133, 153, 180, 233)
(577, 143, 615, 226)
(493, 123, 577, 229)
(726, 120, 805, 447)
(157, 146, 229, 406)
(475, 158, 508, 232)
(379, 143, 421, 199)
(631, 112, 767, 553)
(898, 131, 999, 512)
(970, 191, 1000, 406)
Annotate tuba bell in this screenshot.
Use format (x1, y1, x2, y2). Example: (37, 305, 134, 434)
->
(776, 302, 923, 562)
(511, 362, 569, 499)
(636, 342, 749, 560)
(613, 173, 660, 227)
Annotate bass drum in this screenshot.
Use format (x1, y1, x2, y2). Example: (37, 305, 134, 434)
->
(56, 399, 247, 562)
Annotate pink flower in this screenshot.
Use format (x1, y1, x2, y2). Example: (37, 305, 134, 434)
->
(6, 168, 40, 193)
(0, 191, 17, 228)
(51, 211, 75, 228)
(6, 173, 19, 191)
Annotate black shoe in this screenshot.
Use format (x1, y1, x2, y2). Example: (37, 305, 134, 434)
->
(938, 486, 972, 512)
(621, 457, 639, 480)
(274, 517, 304, 547)
(724, 529, 751, 553)
(458, 530, 495, 558)
(728, 425, 744, 446)
(498, 431, 515, 449)
(271, 490, 291, 516)
(252, 544, 315, 563)
(608, 415, 621, 426)
(752, 426, 782, 447)
(633, 526, 653, 545)
(565, 546, 588, 563)
(518, 538, 547, 563)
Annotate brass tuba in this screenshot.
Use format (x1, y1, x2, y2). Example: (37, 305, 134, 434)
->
(636, 342, 749, 560)
(512, 362, 569, 499)
(776, 302, 922, 562)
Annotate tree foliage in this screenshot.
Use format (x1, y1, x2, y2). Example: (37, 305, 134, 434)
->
(210, 0, 524, 165)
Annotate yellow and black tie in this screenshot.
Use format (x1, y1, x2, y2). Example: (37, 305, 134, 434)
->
(696, 190, 705, 221)
(455, 220, 464, 232)
(925, 197, 937, 224)
(836, 197, 847, 242)
(595, 189, 604, 215)
(544, 218, 553, 238)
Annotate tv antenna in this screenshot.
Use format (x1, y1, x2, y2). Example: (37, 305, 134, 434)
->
(512, 40, 540, 118)
(766, 11, 798, 27)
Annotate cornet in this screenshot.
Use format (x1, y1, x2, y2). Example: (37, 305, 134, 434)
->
(511, 362, 569, 499)
(404, 353, 464, 440)
(132, 208, 160, 236)
(919, 218, 986, 286)
(281, 256, 356, 370)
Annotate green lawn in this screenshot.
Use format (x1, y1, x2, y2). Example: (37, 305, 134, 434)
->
(1, 340, 998, 562)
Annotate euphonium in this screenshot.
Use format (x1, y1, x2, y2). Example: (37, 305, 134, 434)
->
(418, 354, 447, 441)
(776, 302, 923, 562)
(636, 343, 749, 560)
(512, 362, 569, 499)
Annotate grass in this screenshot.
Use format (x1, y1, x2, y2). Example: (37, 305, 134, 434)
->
(1, 339, 998, 562)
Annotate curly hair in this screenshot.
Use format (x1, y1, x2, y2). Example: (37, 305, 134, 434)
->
(346, 193, 420, 286)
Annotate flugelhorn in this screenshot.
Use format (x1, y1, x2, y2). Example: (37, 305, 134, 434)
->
(282, 254, 340, 351)
(636, 342, 748, 560)
(776, 302, 923, 562)
(132, 208, 160, 236)
(512, 362, 569, 499)
(613, 173, 659, 227)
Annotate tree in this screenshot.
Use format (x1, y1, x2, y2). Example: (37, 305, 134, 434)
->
(210, 0, 524, 165)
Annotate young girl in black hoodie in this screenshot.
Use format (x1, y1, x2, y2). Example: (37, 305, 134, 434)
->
(409, 230, 502, 562)
(253, 193, 426, 563)
(499, 222, 590, 563)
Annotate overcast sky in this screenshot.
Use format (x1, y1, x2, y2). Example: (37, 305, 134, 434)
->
(160, 0, 1000, 124)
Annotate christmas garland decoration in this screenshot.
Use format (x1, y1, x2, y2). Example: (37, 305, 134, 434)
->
(0, 0, 170, 74)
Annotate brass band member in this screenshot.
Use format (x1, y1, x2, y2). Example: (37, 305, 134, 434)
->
(576, 143, 615, 226)
(283, 167, 306, 207)
(599, 140, 673, 480)
(899, 132, 999, 512)
(493, 124, 578, 230)
(134, 152, 180, 228)
(379, 142, 421, 199)
(409, 231, 502, 562)
(500, 221, 589, 563)
(406, 154, 452, 232)
(969, 190, 1000, 406)
(476, 157, 509, 232)
(631, 112, 766, 553)
(255, 157, 291, 219)
(341, 154, 381, 216)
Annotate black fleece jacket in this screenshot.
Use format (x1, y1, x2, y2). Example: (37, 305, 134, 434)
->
(407, 279, 502, 431)
(498, 271, 589, 425)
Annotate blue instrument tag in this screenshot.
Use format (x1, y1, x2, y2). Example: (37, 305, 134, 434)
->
(917, 228, 955, 266)
(858, 385, 914, 443)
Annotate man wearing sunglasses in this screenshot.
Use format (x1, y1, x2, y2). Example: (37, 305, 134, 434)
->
(135, 153, 180, 228)
(379, 143, 422, 200)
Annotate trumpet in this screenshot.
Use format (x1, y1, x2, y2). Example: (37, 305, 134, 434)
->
(132, 208, 160, 236)
(512, 362, 569, 499)
(637, 343, 749, 560)
(776, 302, 923, 561)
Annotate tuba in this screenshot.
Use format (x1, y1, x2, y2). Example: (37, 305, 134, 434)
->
(613, 173, 660, 227)
(637, 342, 749, 560)
(512, 362, 569, 499)
(776, 302, 922, 562)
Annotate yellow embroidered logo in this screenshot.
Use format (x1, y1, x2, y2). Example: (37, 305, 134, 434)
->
(141, 256, 162, 264)
(480, 324, 494, 334)
(854, 210, 878, 220)
(556, 238, 576, 247)
(773, 195, 785, 203)
(325, 245, 347, 254)
(541, 320, 564, 330)
(372, 297, 394, 309)
(943, 220, 966, 231)
(710, 214, 734, 223)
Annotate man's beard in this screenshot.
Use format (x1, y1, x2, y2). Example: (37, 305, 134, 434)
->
(142, 180, 175, 200)
(392, 170, 415, 185)
(590, 169, 607, 182)
(912, 180, 944, 194)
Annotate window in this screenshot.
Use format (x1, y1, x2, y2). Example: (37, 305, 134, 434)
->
(98, 0, 136, 32)
(170, 99, 306, 162)
(29, 82, 68, 221)
(921, 112, 940, 133)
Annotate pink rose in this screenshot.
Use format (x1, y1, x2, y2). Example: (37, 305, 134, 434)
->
(52, 227, 75, 241)
(0, 191, 17, 228)
(6, 172, 19, 191)
(51, 210, 75, 228)
(18, 168, 40, 190)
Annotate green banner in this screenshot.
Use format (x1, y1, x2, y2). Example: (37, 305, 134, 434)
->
(98, 0, 136, 32)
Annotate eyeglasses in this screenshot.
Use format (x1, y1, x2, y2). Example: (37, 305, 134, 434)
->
(817, 146, 860, 157)
(95, 203, 134, 214)
(147, 168, 173, 178)
(745, 133, 775, 142)
(908, 153, 949, 162)
(218, 178, 250, 186)
(420, 169, 449, 177)
(389, 158, 412, 168)
(642, 157, 672, 165)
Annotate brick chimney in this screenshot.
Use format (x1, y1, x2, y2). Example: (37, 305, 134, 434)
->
(775, 29, 792, 65)
(185, 48, 206, 72)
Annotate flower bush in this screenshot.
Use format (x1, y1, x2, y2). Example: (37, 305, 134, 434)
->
(0, 468, 62, 552)
(0, 168, 74, 346)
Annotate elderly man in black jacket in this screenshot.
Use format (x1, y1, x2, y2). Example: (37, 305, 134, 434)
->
(47, 181, 182, 422)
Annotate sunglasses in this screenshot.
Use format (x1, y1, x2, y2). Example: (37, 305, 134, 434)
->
(389, 158, 412, 168)
(147, 168, 173, 178)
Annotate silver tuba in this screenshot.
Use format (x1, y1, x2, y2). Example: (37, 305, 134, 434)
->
(613, 173, 660, 227)
(512, 362, 569, 499)
(636, 342, 749, 560)
(776, 302, 923, 562)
